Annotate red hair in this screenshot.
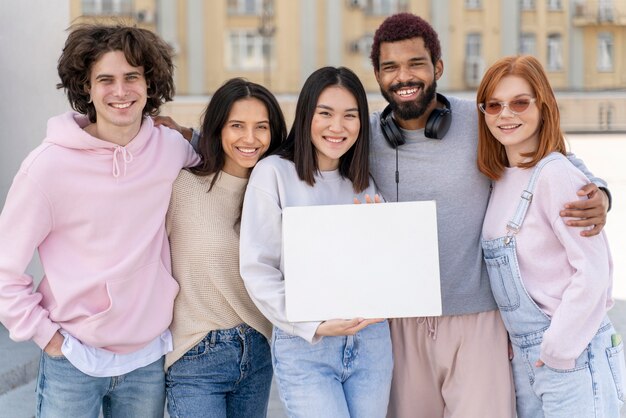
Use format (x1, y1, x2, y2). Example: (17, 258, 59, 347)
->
(476, 55, 566, 180)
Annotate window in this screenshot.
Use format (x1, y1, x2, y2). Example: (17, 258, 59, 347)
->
(547, 0, 562, 11)
(520, 0, 535, 10)
(227, 0, 271, 15)
(597, 32, 613, 72)
(520, 33, 536, 55)
(546, 34, 563, 71)
(573, 0, 586, 17)
(465, 0, 481, 9)
(465, 33, 483, 87)
(81, 0, 132, 15)
(348, 34, 374, 68)
(598, 0, 614, 21)
(466, 33, 482, 59)
(364, 0, 408, 15)
(227, 30, 273, 70)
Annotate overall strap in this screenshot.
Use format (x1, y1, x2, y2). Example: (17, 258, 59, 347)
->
(506, 152, 563, 235)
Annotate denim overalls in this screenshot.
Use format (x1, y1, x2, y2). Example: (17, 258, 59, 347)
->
(481, 153, 625, 418)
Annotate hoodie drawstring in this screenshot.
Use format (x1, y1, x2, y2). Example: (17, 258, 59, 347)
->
(417, 316, 438, 340)
(112, 146, 134, 178)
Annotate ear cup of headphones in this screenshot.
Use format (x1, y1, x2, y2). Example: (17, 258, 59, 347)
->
(424, 93, 452, 139)
(424, 108, 451, 139)
(380, 105, 404, 149)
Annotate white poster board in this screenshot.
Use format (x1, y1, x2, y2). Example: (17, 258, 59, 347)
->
(282, 201, 441, 322)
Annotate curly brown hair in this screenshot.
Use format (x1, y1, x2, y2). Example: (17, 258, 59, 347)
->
(370, 13, 441, 71)
(57, 24, 175, 122)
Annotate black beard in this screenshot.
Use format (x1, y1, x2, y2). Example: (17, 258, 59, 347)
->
(380, 80, 437, 121)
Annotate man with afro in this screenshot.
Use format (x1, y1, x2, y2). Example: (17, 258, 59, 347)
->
(367, 12, 610, 418)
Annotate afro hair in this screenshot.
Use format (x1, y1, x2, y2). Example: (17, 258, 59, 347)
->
(370, 13, 441, 70)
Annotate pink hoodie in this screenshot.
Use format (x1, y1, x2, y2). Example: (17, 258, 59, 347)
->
(0, 111, 199, 354)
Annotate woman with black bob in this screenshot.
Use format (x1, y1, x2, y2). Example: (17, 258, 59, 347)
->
(240, 66, 393, 417)
(477, 55, 622, 418)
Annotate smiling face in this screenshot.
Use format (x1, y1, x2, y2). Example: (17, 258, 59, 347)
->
(484, 75, 541, 166)
(88, 50, 148, 145)
(374, 37, 442, 129)
(221, 97, 272, 178)
(310, 85, 361, 171)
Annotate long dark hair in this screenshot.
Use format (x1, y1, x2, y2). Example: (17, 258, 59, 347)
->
(278, 66, 370, 192)
(191, 78, 287, 189)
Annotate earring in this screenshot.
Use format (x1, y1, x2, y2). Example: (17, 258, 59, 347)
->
(88, 95, 92, 104)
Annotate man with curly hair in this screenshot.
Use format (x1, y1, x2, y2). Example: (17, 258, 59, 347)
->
(0, 24, 198, 417)
(368, 13, 611, 418)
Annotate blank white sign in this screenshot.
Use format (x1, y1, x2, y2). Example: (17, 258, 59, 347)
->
(282, 201, 441, 322)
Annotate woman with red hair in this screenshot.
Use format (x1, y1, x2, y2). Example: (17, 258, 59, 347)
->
(477, 55, 623, 417)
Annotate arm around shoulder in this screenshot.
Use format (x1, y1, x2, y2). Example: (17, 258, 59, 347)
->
(563, 152, 611, 235)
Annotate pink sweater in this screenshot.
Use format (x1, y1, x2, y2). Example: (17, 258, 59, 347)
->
(482, 155, 613, 369)
(0, 112, 198, 354)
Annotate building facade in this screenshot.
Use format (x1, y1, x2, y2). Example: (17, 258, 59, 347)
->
(71, 0, 626, 130)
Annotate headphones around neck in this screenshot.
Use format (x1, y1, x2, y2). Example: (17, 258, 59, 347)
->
(380, 93, 452, 148)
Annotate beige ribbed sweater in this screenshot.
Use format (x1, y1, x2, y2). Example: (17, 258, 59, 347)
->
(164, 169, 272, 370)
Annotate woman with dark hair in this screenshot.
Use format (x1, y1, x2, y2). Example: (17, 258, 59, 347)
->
(164, 78, 286, 418)
(477, 55, 623, 417)
(239, 67, 393, 417)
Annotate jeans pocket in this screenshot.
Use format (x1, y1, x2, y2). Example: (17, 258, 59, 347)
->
(484, 255, 520, 311)
(181, 339, 207, 360)
(606, 341, 626, 402)
(273, 327, 300, 340)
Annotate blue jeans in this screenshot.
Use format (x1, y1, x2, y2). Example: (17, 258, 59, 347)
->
(484, 234, 626, 418)
(271, 320, 392, 418)
(510, 321, 625, 418)
(36, 353, 165, 418)
(165, 324, 272, 418)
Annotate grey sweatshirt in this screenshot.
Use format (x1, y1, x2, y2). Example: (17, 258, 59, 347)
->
(369, 96, 606, 316)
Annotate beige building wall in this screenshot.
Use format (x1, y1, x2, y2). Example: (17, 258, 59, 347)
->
(445, 0, 501, 90)
(573, 0, 626, 90)
(69, 0, 626, 92)
(525, 5, 576, 89)
(559, 93, 626, 132)
(69, 0, 626, 131)
(70, 0, 156, 29)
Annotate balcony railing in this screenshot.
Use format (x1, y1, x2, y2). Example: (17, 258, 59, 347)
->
(573, 2, 626, 25)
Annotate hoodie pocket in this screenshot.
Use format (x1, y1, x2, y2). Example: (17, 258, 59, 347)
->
(77, 261, 179, 351)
